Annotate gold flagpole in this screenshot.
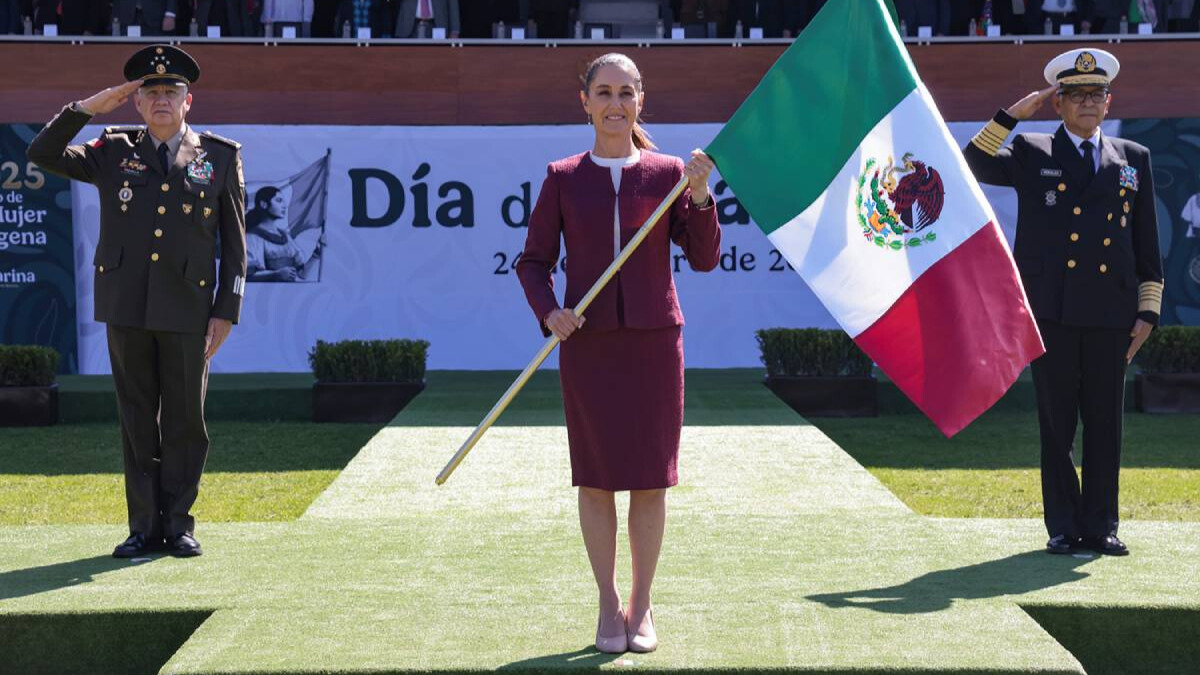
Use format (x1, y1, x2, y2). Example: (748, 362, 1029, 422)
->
(436, 176, 689, 485)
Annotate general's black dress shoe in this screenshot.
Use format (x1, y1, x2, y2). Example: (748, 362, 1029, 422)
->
(1045, 534, 1077, 555)
(168, 533, 203, 557)
(1083, 534, 1129, 556)
(112, 533, 163, 558)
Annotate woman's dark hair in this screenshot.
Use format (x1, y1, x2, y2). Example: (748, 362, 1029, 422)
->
(582, 53, 657, 151)
(254, 185, 282, 211)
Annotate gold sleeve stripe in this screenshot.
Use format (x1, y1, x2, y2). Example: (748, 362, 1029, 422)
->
(1139, 281, 1164, 314)
(970, 120, 1011, 157)
(979, 127, 1006, 143)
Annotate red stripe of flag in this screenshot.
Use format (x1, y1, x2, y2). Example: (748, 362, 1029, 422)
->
(853, 222, 1045, 436)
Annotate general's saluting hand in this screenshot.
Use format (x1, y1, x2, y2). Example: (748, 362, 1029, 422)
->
(79, 80, 145, 116)
(685, 149, 715, 206)
(1006, 86, 1057, 121)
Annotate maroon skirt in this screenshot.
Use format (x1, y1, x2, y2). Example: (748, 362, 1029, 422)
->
(558, 325, 684, 491)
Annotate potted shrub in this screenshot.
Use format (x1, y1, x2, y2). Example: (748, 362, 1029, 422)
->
(756, 328, 877, 417)
(0, 345, 60, 426)
(310, 339, 429, 423)
(1134, 326, 1200, 413)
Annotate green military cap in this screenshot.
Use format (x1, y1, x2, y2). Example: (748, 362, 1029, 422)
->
(123, 43, 200, 88)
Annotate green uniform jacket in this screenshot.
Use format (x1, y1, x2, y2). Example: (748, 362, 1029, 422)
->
(27, 104, 246, 334)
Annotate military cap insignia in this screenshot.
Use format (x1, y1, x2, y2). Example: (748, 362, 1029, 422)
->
(856, 152, 945, 251)
(1120, 165, 1139, 191)
(1075, 52, 1097, 73)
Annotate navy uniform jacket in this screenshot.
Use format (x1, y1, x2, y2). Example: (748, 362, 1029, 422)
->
(963, 109, 1163, 329)
(28, 104, 246, 335)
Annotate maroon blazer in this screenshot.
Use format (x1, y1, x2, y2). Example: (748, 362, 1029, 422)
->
(517, 150, 721, 335)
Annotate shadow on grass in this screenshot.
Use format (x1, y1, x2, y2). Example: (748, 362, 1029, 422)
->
(497, 646, 623, 671)
(1024, 605, 1200, 675)
(807, 551, 1095, 614)
(808, 408, 1200, 470)
(0, 554, 160, 601)
(0, 609, 210, 675)
(0, 421, 382, 475)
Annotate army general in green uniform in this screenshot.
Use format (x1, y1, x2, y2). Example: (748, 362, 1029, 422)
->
(28, 44, 246, 558)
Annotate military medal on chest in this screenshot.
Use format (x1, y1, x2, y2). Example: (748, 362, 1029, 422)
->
(118, 180, 134, 212)
(187, 150, 214, 185)
(1119, 165, 1139, 191)
(1045, 190, 1057, 207)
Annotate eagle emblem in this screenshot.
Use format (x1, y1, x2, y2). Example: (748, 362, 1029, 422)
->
(1075, 51, 1097, 73)
(856, 153, 945, 251)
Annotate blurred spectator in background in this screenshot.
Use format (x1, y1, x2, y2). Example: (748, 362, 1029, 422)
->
(461, 0, 521, 37)
(726, 0, 782, 36)
(783, 0, 826, 37)
(529, 0, 576, 37)
(1088, 0, 1163, 32)
(0, 0, 19, 33)
(1026, 0, 1082, 34)
(195, 0, 253, 35)
(311, 0, 337, 35)
(113, 0, 179, 35)
(261, 0, 312, 36)
(895, 0, 950, 35)
(395, 0, 458, 37)
(1166, 0, 1198, 31)
(674, 0, 726, 37)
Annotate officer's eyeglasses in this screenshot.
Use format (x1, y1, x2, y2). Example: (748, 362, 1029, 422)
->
(1062, 90, 1109, 105)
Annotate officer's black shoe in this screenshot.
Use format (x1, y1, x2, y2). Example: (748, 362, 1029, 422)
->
(168, 533, 203, 557)
(1083, 534, 1129, 556)
(1045, 534, 1078, 554)
(112, 533, 162, 558)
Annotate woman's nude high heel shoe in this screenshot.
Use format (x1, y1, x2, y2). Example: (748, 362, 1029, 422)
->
(626, 608, 657, 653)
(595, 607, 628, 653)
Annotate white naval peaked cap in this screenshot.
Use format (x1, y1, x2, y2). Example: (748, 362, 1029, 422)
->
(1043, 48, 1120, 88)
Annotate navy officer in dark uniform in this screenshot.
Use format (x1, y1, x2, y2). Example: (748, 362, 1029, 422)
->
(963, 48, 1163, 557)
(27, 45, 246, 558)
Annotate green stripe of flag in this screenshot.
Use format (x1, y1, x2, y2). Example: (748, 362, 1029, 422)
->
(705, 0, 919, 234)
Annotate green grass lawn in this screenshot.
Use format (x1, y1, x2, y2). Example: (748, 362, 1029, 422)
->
(0, 421, 382, 525)
(808, 410, 1200, 521)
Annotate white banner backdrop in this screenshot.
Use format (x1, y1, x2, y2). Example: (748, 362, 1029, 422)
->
(68, 119, 1105, 373)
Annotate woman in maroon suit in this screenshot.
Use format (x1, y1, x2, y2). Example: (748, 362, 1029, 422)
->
(516, 53, 721, 654)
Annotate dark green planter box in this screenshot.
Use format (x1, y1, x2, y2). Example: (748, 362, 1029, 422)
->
(1135, 373, 1200, 413)
(313, 381, 426, 423)
(0, 384, 58, 426)
(764, 375, 877, 418)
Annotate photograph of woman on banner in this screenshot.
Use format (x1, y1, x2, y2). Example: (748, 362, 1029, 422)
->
(245, 184, 325, 282)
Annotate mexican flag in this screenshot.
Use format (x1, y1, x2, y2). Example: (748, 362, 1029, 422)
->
(705, 0, 1044, 436)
